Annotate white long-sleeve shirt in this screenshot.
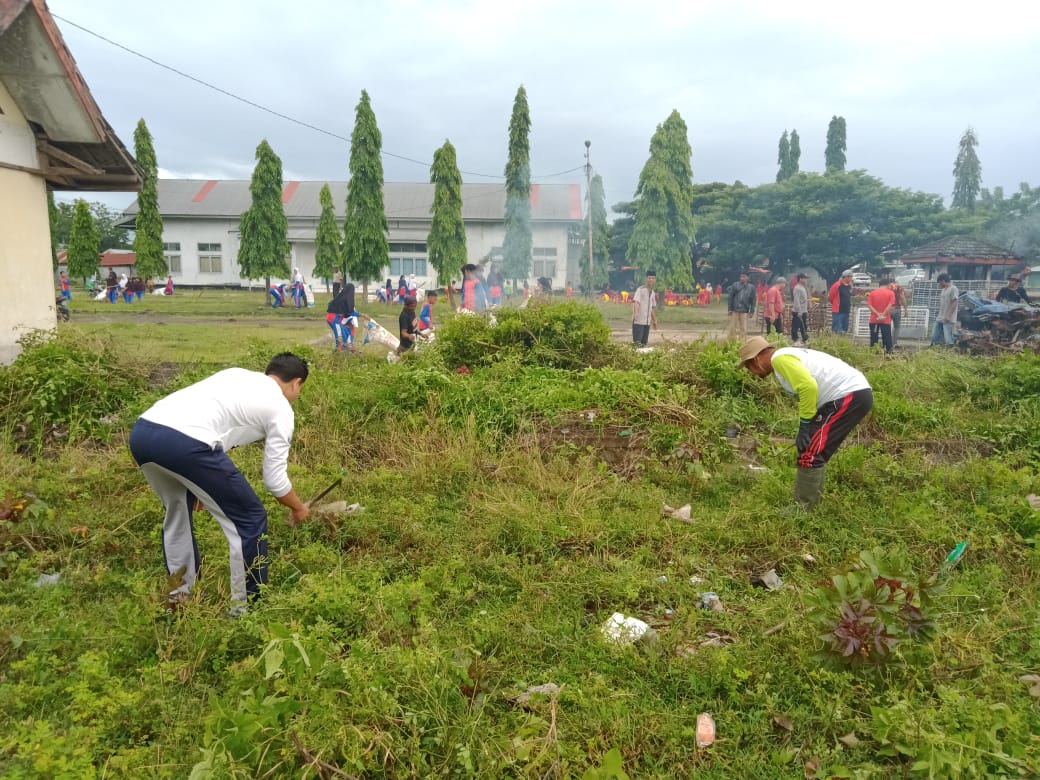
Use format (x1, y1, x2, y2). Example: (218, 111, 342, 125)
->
(770, 347, 871, 420)
(139, 368, 295, 496)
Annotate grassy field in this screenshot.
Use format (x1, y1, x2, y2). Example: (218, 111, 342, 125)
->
(1, 302, 1038, 778)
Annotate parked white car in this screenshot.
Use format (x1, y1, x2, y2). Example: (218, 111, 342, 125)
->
(895, 269, 926, 287)
(850, 273, 873, 287)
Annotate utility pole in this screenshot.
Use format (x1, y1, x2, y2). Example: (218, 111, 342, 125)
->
(585, 139, 593, 299)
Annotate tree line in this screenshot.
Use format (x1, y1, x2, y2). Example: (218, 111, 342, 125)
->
(609, 116, 1038, 287)
(58, 103, 1036, 295)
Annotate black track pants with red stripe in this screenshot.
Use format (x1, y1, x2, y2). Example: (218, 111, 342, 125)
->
(797, 388, 874, 469)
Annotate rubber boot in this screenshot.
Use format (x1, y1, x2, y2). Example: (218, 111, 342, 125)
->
(794, 465, 826, 509)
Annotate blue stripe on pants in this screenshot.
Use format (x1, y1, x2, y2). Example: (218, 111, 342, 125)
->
(129, 418, 269, 604)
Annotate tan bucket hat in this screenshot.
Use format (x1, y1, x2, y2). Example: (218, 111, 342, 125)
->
(737, 335, 772, 367)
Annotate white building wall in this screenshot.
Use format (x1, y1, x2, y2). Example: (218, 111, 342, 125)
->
(0, 80, 59, 364)
(162, 216, 576, 291)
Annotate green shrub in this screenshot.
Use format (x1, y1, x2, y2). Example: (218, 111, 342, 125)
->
(0, 331, 149, 447)
(435, 302, 612, 370)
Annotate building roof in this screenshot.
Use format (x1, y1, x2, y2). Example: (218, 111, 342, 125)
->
(899, 235, 1021, 266)
(119, 179, 584, 225)
(57, 248, 136, 268)
(0, 0, 141, 190)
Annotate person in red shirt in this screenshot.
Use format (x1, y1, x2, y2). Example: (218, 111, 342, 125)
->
(866, 278, 896, 353)
(763, 277, 786, 335)
(828, 271, 853, 332)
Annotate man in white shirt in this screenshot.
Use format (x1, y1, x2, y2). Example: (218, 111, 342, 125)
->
(738, 336, 873, 508)
(631, 269, 658, 346)
(931, 273, 959, 346)
(129, 353, 311, 613)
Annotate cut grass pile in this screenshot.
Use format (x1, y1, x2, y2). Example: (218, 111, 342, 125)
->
(1, 311, 1039, 778)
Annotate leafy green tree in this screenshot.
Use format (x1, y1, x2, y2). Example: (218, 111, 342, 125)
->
(67, 199, 100, 283)
(343, 90, 389, 302)
(132, 118, 166, 279)
(608, 200, 636, 267)
(580, 173, 609, 292)
(952, 127, 982, 211)
(428, 139, 467, 286)
(776, 131, 791, 182)
(502, 85, 532, 283)
(51, 201, 130, 251)
(982, 182, 1040, 262)
(237, 139, 290, 299)
(789, 129, 801, 175)
(627, 110, 696, 290)
(694, 171, 951, 283)
(825, 116, 847, 173)
(312, 183, 341, 283)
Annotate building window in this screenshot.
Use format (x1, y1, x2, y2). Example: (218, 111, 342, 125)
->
(389, 242, 427, 253)
(533, 247, 558, 257)
(198, 242, 222, 274)
(533, 260, 557, 279)
(389, 257, 428, 276)
(163, 242, 181, 274)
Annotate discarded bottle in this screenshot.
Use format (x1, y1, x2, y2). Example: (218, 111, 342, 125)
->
(699, 592, 724, 612)
(696, 712, 716, 748)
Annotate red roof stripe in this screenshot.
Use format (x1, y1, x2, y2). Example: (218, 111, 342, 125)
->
(192, 180, 218, 202)
(569, 184, 583, 220)
(282, 180, 300, 204)
(529, 183, 539, 207)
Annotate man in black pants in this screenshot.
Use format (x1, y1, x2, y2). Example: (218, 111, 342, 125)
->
(631, 270, 658, 346)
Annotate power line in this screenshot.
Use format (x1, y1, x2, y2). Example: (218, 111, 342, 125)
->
(53, 13, 583, 182)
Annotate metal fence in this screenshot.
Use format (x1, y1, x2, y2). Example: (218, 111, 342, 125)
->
(853, 306, 931, 340)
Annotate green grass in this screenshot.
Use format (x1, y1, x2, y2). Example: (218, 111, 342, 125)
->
(1, 312, 1039, 778)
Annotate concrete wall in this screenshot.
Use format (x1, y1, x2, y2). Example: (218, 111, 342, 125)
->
(0, 80, 59, 364)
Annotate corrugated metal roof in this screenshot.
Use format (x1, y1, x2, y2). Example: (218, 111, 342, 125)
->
(121, 179, 583, 223)
(899, 235, 1020, 263)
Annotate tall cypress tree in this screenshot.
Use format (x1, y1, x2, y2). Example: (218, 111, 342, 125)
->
(502, 85, 532, 284)
(627, 110, 696, 290)
(776, 131, 792, 182)
(428, 139, 467, 286)
(132, 119, 166, 279)
(343, 90, 389, 302)
(67, 198, 100, 283)
(313, 183, 341, 283)
(237, 139, 290, 298)
(825, 115, 847, 173)
(580, 173, 609, 293)
(952, 127, 982, 211)
(789, 129, 801, 175)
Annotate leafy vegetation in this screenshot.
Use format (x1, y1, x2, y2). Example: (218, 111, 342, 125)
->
(2, 307, 1039, 778)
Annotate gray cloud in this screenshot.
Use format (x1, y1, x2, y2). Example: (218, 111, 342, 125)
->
(50, 0, 1039, 213)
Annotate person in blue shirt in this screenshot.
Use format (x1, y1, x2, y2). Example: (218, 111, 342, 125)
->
(419, 290, 437, 330)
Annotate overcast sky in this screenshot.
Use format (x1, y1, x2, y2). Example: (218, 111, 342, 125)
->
(50, 0, 1039, 214)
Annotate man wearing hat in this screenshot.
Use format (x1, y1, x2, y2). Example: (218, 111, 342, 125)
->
(996, 274, 1032, 305)
(738, 337, 873, 507)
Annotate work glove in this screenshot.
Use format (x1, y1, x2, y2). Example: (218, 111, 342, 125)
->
(796, 419, 814, 452)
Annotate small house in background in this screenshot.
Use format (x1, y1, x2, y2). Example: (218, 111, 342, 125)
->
(57, 248, 137, 280)
(0, 0, 141, 363)
(897, 235, 1025, 294)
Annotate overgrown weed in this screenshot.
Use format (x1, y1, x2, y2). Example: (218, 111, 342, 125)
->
(1, 327, 1039, 777)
